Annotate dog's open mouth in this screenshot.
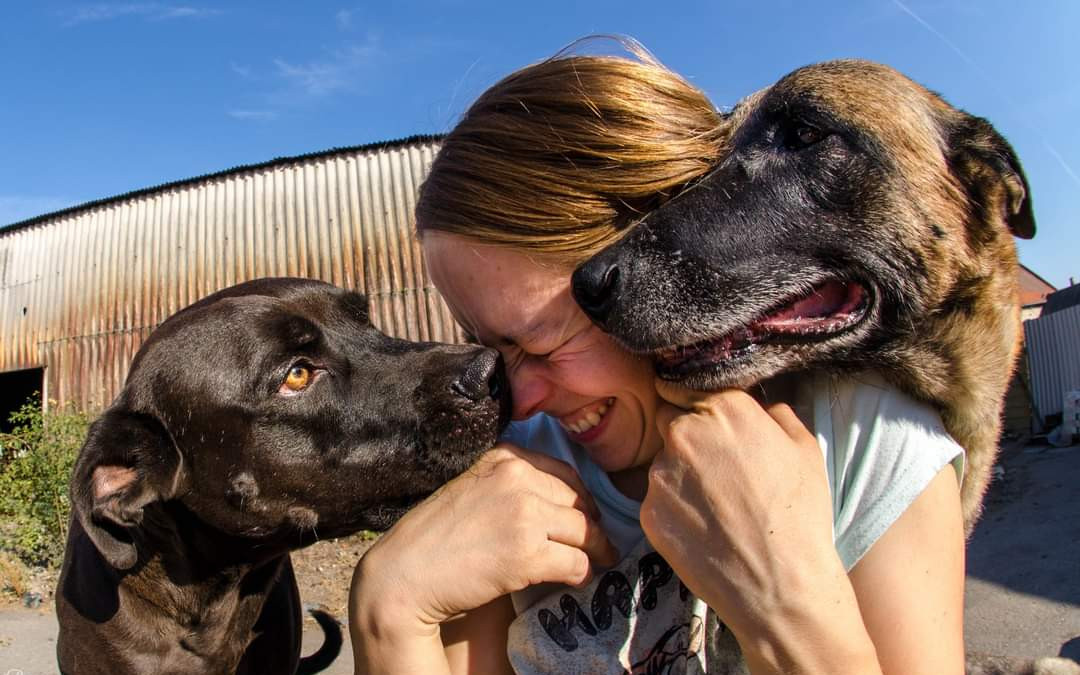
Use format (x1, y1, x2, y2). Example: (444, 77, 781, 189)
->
(655, 279, 870, 375)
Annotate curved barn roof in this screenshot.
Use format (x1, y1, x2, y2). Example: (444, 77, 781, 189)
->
(1, 133, 445, 234)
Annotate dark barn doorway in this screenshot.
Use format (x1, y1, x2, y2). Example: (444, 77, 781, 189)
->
(0, 367, 44, 433)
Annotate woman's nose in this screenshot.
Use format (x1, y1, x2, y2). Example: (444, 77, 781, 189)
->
(509, 359, 552, 420)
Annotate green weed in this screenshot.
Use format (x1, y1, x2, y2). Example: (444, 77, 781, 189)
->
(0, 397, 89, 567)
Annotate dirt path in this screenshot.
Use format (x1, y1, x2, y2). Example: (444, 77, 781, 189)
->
(0, 533, 373, 674)
(0, 606, 355, 675)
(964, 442, 1080, 662)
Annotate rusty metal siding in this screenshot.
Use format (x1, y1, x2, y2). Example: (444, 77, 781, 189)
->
(1024, 304, 1080, 423)
(0, 138, 463, 411)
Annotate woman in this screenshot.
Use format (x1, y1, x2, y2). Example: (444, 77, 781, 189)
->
(349, 44, 965, 674)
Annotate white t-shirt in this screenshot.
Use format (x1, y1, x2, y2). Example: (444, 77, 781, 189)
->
(503, 372, 964, 674)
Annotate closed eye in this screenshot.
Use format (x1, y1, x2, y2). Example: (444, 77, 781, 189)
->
(520, 327, 592, 364)
(524, 345, 555, 360)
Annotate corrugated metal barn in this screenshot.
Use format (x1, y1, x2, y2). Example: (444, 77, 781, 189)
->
(1025, 303, 1080, 425)
(0, 135, 465, 418)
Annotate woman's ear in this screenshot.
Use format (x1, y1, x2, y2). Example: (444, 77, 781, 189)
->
(69, 409, 184, 570)
(947, 112, 1035, 240)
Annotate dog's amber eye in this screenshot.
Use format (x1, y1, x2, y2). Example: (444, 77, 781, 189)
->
(794, 124, 824, 147)
(281, 365, 312, 393)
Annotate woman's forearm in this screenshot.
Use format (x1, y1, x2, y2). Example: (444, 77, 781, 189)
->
(346, 445, 612, 674)
(648, 389, 883, 674)
(731, 568, 883, 675)
(348, 554, 451, 675)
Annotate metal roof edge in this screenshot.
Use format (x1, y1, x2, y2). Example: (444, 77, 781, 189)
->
(1042, 283, 1080, 315)
(1018, 263, 1057, 293)
(1, 133, 445, 234)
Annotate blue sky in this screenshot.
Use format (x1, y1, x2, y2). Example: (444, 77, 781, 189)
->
(2, 1, 1076, 287)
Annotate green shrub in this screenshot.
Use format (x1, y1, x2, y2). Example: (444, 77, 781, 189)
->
(0, 397, 89, 567)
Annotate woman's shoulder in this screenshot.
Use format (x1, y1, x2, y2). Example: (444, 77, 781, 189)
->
(807, 370, 958, 443)
(805, 370, 964, 483)
(808, 371, 964, 569)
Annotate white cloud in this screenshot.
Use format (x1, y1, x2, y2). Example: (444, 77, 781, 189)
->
(157, 6, 217, 19)
(61, 3, 221, 26)
(230, 61, 253, 79)
(227, 26, 391, 114)
(0, 196, 78, 227)
(335, 8, 354, 31)
(227, 109, 278, 121)
(273, 58, 347, 97)
(272, 36, 382, 99)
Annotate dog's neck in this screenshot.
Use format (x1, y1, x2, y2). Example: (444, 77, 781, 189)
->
(119, 552, 287, 673)
(60, 513, 295, 675)
(113, 503, 292, 664)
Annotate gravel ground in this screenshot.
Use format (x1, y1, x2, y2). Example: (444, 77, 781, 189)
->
(0, 532, 374, 675)
(1, 443, 1077, 674)
(964, 441, 1080, 663)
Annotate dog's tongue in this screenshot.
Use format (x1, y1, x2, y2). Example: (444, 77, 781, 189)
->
(655, 278, 869, 370)
(754, 280, 862, 332)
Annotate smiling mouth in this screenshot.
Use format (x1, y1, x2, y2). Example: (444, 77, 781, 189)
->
(558, 398, 615, 436)
(654, 279, 871, 376)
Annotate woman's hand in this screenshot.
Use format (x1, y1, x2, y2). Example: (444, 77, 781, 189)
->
(644, 381, 882, 674)
(349, 444, 617, 673)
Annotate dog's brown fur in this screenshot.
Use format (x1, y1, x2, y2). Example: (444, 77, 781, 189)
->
(765, 62, 1035, 531)
(573, 60, 1035, 533)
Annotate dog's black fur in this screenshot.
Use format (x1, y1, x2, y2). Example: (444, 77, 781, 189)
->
(56, 277, 509, 675)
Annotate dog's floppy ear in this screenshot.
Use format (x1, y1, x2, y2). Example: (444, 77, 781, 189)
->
(947, 113, 1035, 239)
(70, 409, 184, 570)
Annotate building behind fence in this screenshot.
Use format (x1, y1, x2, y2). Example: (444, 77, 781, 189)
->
(1025, 300, 1080, 427)
(0, 136, 463, 415)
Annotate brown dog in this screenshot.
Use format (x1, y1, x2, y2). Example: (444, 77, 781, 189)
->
(571, 59, 1034, 534)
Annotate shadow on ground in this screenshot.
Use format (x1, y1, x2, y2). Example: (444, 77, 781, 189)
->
(965, 441, 1080, 660)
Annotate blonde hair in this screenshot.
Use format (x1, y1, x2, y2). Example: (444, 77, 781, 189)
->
(415, 39, 727, 265)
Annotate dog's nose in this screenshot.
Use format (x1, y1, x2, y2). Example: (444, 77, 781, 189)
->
(451, 349, 505, 403)
(571, 258, 620, 326)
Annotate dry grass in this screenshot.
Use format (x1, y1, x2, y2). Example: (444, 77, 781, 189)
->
(0, 552, 30, 600)
(292, 532, 379, 620)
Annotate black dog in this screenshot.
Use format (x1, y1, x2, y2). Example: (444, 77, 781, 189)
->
(56, 277, 510, 675)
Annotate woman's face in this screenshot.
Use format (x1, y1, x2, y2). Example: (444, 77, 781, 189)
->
(423, 231, 664, 474)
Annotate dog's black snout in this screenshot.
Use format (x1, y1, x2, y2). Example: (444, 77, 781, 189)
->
(571, 258, 620, 326)
(452, 349, 504, 402)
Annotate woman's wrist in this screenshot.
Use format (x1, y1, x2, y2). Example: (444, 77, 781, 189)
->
(735, 607, 881, 675)
(349, 549, 449, 674)
(727, 556, 883, 675)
